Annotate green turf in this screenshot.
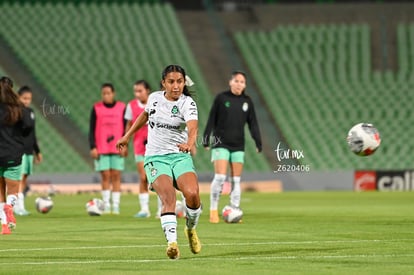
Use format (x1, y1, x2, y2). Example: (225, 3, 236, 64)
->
(1, 192, 414, 274)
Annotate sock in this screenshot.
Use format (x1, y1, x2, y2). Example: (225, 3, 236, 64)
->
(157, 196, 162, 214)
(102, 190, 111, 208)
(160, 213, 177, 244)
(17, 192, 25, 211)
(139, 193, 149, 212)
(230, 176, 241, 208)
(0, 203, 5, 225)
(185, 205, 202, 230)
(210, 174, 226, 210)
(112, 192, 121, 209)
(6, 194, 17, 207)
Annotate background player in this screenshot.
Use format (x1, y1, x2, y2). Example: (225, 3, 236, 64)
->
(116, 65, 202, 259)
(203, 71, 262, 223)
(0, 77, 33, 234)
(14, 86, 42, 216)
(89, 83, 126, 214)
(125, 80, 162, 218)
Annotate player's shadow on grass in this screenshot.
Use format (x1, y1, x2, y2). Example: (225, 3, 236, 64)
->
(194, 247, 341, 259)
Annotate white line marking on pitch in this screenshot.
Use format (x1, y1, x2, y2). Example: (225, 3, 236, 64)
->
(1, 253, 414, 266)
(0, 238, 412, 253)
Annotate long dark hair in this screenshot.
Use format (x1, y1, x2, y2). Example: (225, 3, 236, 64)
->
(0, 76, 22, 125)
(161, 64, 193, 97)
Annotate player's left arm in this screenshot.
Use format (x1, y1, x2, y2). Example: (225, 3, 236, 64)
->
(178, 98, 198, 153)
(116, 111, 148, 152)
(178, 120, 198, 153)
(247, 99, 262, 153)
(33, 123, 43, 164)
(120, 105, 129, 157)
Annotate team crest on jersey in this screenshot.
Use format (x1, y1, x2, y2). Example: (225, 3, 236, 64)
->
(150, 168, 158, 177)
(242, 102, 249, 112)
(171, 105, 179, 114)
(30, 111, 35, 120)
(224, 101, 230, 108)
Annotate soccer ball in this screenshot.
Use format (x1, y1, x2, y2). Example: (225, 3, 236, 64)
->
(222, 205, 243, 223)
(175, 200, 186, 218)
(86, 198, 105, 216)
(347, 123, 381, 156)
(35, 197, 54, 214)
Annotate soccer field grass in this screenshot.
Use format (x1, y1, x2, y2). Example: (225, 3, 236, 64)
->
(1, 192, 414, 274)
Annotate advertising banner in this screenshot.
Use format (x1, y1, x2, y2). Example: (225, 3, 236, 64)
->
(354, 170, 414, 191)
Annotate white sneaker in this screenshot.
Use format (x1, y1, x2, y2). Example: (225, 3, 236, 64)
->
(14, 209, 30, 216)
(134, 210, 150, 218)
(103, 205, 111, 214)
(112, 206, 120, 215)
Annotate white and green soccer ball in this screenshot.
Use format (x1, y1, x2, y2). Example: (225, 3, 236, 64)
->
(35, 197, 54, 214)
(347, 123, 381, 156)
(222, 205, 243, 223)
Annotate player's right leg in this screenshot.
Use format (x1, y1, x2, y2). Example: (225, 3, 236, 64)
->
(210, 148, 230, 223)
(100, 171, 111, 214)
(144, 157, 179, 259)
(96, 155, 111, 214)
(2, 166, 21, 231)
(0, 175, 10, 234)
(110, 169, 121, 215)
(153, 175, 178, 259)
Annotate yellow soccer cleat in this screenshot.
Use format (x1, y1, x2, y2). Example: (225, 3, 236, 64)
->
(209, 210, 219, 224)
(185, 227, 201, 254)
(166, 242, 180, 260)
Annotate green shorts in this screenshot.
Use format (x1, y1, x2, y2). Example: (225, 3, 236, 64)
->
(21, 154, 34, 175)
(135, 155, 145, 163)
(94, 154, 125, 171)
(211, 148, 245, 164)
(0, 164, 22, 181)
(144, 153, 196, 189)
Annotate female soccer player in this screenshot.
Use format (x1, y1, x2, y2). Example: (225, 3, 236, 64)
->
(124, 80, 162, 218)
(14, 86, 42, 216)
(89, 83, 126, 215)
(116, 65, 202, 260)
(0, 76, 33, 234)
(203, 71, 262, 223)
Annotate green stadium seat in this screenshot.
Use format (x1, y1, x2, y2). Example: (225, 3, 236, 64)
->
(235, 23, 413, 170)
(0, 2, 270, 173)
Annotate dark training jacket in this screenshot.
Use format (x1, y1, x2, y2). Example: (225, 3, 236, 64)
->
(0, 103, 34, 167)
(22, 107, 40, 155)
(203, 90, 262, 152)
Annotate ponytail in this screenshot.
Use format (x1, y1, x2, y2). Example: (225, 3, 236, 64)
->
(0, 76, 23, 125)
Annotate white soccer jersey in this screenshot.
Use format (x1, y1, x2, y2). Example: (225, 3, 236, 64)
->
(144, 91, 198, 156)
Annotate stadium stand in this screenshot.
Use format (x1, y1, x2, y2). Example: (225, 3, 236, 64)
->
(0, 2, 270, 173)
(235, 24, 414, 170)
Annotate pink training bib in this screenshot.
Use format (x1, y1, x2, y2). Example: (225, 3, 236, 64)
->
(129, 99, 148, 155)
(94, 101, 125, 154)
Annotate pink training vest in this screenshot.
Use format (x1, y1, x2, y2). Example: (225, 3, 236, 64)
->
(94, 101, 125, 154)
(129, 99, 148, 155)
